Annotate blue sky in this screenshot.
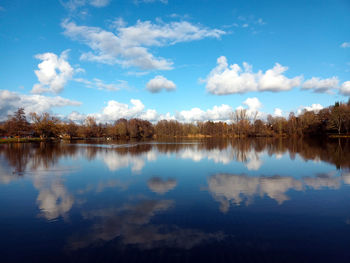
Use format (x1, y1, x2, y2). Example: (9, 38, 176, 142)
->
(0, 0, 349, 123)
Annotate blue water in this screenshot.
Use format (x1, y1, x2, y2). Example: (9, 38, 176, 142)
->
(0, 138, 350, 262)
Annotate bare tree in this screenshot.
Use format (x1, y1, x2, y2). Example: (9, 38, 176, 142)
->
(30, 112, 60, 138)
(5, 108, 30, 137)
(328, 102, 346, 135)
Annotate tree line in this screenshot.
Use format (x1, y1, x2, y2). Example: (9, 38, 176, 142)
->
(0, 100, 350, 140)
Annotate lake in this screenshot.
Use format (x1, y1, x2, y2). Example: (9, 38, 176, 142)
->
(1, 138, 350, 263)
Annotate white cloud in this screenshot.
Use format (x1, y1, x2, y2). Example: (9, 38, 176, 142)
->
(75, 97, 263, 124)
(75, 78, 128, 91)
(32, 50, 75, 94)
(176, 108, 205, 122)
(89, 0, 110, 7)
(68, 111, 86, 123)
(232, 97, 264, 120)
(297, 103, 324, 115)
(303, 104, 324, 113)
(102, 99, 144, 118)
(302, 77, 339, 93)
(126, 71, 149, 77)
(66, 98, 176, 123)
(0, 89, 81, 121)
(111, 17, 127, 29)
(175, 100, 262, 123)
(204, 56, 301, 95)
(235, 16, 266, 28)
(340, 81, 350, 96)
(258, 64, 302, 91)
(146, 75, 176, 93)
(86, 99, 164, 123)
(273, 108, 283, 117)
(62, 19, 225, 70)
(243, 97, 262, 112)
(341, 42, 350, 48)
(139, 109, 160, 122)
(176, 104, 234, 123)
(61, 0, 110, 10)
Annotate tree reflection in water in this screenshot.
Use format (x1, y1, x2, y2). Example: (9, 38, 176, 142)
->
(1, 138, 350, 178)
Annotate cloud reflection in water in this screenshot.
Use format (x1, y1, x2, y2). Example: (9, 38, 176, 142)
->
(208, 172, 347, 212)
(147, 177, 177, 194)
(68, 199, 225, 250)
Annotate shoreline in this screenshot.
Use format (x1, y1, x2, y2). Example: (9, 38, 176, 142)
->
(1, 133, 349, 143)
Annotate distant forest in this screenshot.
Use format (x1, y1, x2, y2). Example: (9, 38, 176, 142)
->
(1, 100, 350, 140)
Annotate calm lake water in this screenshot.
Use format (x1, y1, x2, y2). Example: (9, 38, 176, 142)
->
(1, 138, 350, 263)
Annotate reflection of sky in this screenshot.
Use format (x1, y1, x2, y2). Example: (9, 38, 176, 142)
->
(1, 141, 350, 261)
(208, 172, 347, 212)
(147, 177, 177, 194)
(68, 199, 225, 250)
(0, 141, 349, 221)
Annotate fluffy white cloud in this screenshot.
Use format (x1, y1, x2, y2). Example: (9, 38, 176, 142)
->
(102, 99, 144, 118)
(273, 108, 283, 117)
(139, 109, 160, 122)
(65, 98, 175, 123)
(32, 50, 75, 94)
(204, 56, 301, 95)
(76, 97, 262, 124)
(146, 75, 176, 93)
(302, 77, 339, 93)
(303, 104, 324, 113)
(243, 97, 262, 113)
(62, 19, 225, 70)
(258, 63, 301, 91)
(176, 108, 205, 122)
(341, 42, 350, 48)
(297, 104, 324, 115)
(340, 81, 350, 96)
(0, 89, 81, 121)
(176, 104, 234, 122)
(83, 99, 165, 123)
(233, 97, 264, 120)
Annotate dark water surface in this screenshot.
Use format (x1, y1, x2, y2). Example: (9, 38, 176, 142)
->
(1, 138, 350, 263)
